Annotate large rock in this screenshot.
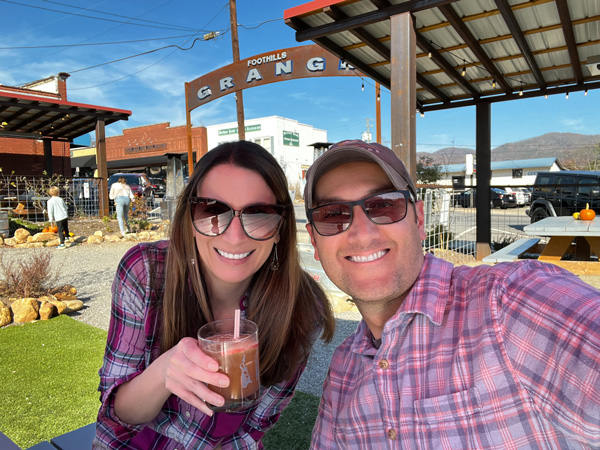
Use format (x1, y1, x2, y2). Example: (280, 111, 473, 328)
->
(3, 237, 16, 246)
(62, 300, 84, 313)
(10, 297, 39, 323)
(13, 228, 31, 243)
(137, 231, 151, 240)
(39, 300, 56, 320)
(0, 303, 11, 327)
(86, 235, 104, 244)
(30, 232, 59, 243)
(49, 300, 67, 315)
(104, 234, 121, 243)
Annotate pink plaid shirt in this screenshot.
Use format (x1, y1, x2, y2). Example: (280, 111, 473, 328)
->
(312, 254, 600, 449)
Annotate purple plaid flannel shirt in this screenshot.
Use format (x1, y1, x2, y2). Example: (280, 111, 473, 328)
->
(312, 253, 600, 449)
(93, 241, 304, 449)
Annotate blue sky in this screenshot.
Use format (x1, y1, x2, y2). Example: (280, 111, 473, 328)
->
(1, 0, 598, 153)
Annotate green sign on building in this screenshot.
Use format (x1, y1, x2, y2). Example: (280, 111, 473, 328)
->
(218, 124, 262, 136)
(283, 131, 299, 147)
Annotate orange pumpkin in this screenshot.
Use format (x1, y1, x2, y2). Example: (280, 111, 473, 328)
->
(42, 227, 50, 233)
(50, 225, 59, 233)
(580, 203, 596, 221)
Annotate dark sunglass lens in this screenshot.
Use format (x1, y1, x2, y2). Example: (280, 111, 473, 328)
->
(364, 192, 407, 224)
(192, 199, 232, 236)
(312, 204, 352, 236)
(241, 205, 283, 239)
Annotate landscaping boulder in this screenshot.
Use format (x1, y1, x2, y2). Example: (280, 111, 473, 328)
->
(39, 300, 56, 320)
(30, 232, 58, 243)
(86, 235, 103, 244)
(62, 299, 84, 313)
(13, 228, 31, 243)
(0, 303, 11, 327)
(10, 297, 39, 323)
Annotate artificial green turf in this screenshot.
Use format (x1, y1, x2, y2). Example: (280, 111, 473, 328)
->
(263, 390, 321, 449)
(0, 315, 107, 449)
(0, 315, 321, 449)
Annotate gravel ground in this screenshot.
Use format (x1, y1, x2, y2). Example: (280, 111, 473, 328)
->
(1, 239, 360, 397)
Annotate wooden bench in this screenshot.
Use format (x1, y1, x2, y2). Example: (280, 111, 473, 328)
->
(482, 238, 540, 264)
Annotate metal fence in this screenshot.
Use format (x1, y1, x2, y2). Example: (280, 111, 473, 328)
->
(419, 186, 534, 265)
(0, 175, 160, 223)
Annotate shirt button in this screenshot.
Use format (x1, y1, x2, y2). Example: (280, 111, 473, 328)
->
(185, 411, 190, 418)
(388, 428, 397, 440)
(379, 359, 389, 369)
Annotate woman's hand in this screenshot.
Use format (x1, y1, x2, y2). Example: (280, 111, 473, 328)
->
(162, 337, 230, 416)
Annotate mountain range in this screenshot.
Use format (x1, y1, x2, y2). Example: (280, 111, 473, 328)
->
(419, 132, 600, 169)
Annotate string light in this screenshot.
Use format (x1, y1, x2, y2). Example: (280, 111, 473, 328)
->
(566, 92, 569, 99)
(585, 89, 588, 96)
(428, 51, 432, 58)
(420, 110, 425, 117)
(492, 79, 496, 88)
(544, 93, 548, 99)
(461, 65, 466, 76)
(361, 80, 364, 91)
(519, 81, 523, 96)
(377, 92, 380, 101)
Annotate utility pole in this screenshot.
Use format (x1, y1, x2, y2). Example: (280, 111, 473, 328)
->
(375, 82, 382, 143)
(229, 0, 245, 140)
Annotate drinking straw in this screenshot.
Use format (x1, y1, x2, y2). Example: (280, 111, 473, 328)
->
(234, 309, 241, 340)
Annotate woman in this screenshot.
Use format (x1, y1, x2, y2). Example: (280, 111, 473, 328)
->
(94, 141, 335, 449)
(109, 177, 135, 236)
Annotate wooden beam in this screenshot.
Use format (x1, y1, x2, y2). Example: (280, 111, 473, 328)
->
(555, 0, 584, 84)
(438, 3, 512, 94)
(294, 0, 458, 42)
(494, 0, 546, 89)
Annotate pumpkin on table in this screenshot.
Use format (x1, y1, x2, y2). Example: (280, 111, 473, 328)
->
(580, 203, 596, 221)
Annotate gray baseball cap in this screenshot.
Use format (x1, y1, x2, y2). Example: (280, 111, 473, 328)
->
(304, 140, 417, 213)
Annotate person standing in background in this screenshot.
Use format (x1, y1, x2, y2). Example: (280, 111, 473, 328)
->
(47, 186, 70, 249)
(109, 177, 134, 236)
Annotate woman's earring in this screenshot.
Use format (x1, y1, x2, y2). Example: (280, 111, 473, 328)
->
(270, 243, 279, 271)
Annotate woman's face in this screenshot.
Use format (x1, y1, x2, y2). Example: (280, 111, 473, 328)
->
(194, 163, 279, 291)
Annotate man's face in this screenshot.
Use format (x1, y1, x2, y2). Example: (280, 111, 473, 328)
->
(306, 161, 426, 308)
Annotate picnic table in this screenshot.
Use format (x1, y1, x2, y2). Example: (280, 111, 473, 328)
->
(1, 423, 95, 450)
(523, 216, 600, 261)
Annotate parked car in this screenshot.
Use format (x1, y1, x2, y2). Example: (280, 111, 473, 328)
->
(107, 173, 154, 199)
(504, 187, 525, 206)
(452, 188, 517, 209)
(528, 171, 600, 222)
(148, 177, 166, 197)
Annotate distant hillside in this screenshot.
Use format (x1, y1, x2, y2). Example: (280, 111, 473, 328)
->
(419, 132, 600, 169)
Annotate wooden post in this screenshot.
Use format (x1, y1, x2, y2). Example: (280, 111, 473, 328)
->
(390, 12, 416, 181)
(229, 0, 245, 140)
(95, 119, 109, 217)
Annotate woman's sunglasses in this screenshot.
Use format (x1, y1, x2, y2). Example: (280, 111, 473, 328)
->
(190, 197, 286, 241)
(307, 190, 415, 236)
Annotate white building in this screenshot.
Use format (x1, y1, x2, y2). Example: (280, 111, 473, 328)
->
(206, 116, 327, 190)
(440, 157, 565, 188)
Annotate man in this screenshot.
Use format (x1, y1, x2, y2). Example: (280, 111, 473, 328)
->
(305, 140, 600, 449)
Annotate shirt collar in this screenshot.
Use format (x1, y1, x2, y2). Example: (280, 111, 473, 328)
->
(349, 253, 454, 354)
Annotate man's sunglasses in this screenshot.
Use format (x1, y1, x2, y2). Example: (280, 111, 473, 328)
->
(307, 190, 415, 236)
(189, 197, 286, 241)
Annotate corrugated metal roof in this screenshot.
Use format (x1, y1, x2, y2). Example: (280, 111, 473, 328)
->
(285, 0, 600, 112)
(443, 156, 558, 173)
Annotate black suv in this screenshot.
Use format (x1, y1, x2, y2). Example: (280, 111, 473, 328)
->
(528, 171, 600, 222)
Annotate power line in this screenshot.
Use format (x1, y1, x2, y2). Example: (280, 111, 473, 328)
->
(0, 34, 200, 49)
(40, 0, 201, 31)
(1, 0, 207, 32)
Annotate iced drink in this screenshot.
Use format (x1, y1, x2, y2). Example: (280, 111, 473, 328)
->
(198, 319, 260, 411)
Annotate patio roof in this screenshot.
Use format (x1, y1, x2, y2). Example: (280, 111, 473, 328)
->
(284, 0, 600, 112)
(0, 91, 131, 142)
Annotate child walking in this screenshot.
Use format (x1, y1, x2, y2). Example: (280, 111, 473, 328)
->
(47, 186, 70, 249)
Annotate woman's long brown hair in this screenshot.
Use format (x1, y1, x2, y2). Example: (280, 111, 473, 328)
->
(160, 141, 335, 386)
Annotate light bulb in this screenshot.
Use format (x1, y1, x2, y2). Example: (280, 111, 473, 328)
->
(361, 81, 364, 92)
(566, 92, 569, 99)
(492, 80, 496, 88)
(461, 66, 466, 76)
(428, 51, 432, 58)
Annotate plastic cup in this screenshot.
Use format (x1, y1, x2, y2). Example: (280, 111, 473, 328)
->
(198, 318, 261, 411)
